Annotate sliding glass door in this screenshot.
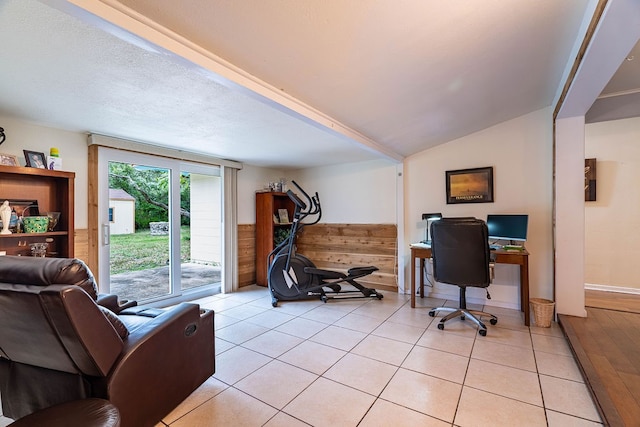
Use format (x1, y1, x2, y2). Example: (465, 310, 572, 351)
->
(178, 168, 223, 295)
(96, 148, 222, 304)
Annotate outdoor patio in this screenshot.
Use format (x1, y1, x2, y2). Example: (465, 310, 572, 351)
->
(110, 262, 222, 301)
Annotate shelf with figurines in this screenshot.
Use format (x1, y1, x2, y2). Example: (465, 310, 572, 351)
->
(0, 165, 75, 257)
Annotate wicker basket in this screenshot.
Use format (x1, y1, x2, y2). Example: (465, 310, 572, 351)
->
(530, 298, 555, 327)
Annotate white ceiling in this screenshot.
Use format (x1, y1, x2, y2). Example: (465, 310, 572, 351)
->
(0, 0, 630, 169)
(586, 39, 640, 123)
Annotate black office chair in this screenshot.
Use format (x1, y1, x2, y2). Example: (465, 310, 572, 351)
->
(428, 217, 497, 336)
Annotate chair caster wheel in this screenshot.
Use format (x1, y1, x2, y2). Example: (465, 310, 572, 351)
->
(479, 329, 487, 336)
(377, 294, 384, 300)
(321, 296, 328, 303)
(429, 311, 436, 317)
(490, 318, 498, 325)
(437, 323, 444, 330)
(272, 300, 278, 308)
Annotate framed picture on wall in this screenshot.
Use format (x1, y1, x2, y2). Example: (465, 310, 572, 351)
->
(585, 158, 596, 201)
(445, 166, 494, 204)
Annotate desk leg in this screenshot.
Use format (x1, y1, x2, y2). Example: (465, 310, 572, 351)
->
(411, 252, 416, 308)
(419, 258, 425, 299)
(521, 258, 530, 326)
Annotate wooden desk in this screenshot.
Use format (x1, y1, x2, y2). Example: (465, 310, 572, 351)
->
(410, 244, 530, 326)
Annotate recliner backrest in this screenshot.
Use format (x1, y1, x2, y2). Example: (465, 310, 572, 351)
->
(430, 217, 491, 288)
(0, 256, 99, 300)
(0, 284, 123, 377)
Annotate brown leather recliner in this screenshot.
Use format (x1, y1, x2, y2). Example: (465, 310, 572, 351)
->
(0, 256, 215, 427)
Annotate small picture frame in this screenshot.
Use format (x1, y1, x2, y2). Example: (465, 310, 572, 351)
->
(278, 208, 290, 224)
(446, 166, 494, 204)
(0, 153, 19, 166)
(23, 150, 47, 169)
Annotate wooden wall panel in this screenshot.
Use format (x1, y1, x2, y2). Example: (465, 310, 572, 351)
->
(236, 223, 397, 291)
(297, 224, 398, 292)
(74, 228, 89, 265)
(238, 224, 256, 287)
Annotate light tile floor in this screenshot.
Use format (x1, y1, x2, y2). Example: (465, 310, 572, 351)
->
(162, 286, 601, 426)
(0, 285, 603, 427)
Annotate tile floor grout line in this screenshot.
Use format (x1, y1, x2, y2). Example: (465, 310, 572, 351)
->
(451, 322, 480, 426)
(174, 287, 600, 426)
(242, 294, 392, 426)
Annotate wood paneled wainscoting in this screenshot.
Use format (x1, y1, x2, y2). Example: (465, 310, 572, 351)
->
(238, 224, 256, 287)
(74, 228, 89, 266)
(296, 223, 398, 292)
(241, 223, 398, 291)
(76, 224, 397, 291)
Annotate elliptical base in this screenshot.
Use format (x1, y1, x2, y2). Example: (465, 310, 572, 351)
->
(270, 283, 384, 307)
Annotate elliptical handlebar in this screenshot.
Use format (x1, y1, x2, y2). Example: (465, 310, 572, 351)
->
(289, 180, 321, 224)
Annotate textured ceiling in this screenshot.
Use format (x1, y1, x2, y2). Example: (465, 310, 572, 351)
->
(113, 0, 588, 157)
(0, 0, 629, 169)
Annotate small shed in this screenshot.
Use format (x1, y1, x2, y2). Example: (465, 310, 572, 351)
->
(109, 188, 135, 235)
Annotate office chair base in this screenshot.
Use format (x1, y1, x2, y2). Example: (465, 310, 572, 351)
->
(429, 307, 498, 336)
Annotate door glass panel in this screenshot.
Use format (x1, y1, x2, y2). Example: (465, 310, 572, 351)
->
(180, 171, 222, 293)
(108, 161, 171, 301)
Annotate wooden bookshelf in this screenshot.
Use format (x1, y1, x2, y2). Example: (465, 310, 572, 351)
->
(255, 191, 294, 287)
(0, 165, 75, 257)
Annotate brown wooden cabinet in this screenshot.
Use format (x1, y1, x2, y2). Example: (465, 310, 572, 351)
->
(0, 165, 75, 258)
(255, 191, 294, 287)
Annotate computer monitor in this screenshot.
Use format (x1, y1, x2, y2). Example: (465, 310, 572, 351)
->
(486, 214, 528, 242)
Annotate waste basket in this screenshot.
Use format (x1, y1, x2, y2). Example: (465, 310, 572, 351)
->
(530, 298, 555, 327)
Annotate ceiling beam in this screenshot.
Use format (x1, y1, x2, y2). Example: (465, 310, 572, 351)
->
(43, 0, 404, 163)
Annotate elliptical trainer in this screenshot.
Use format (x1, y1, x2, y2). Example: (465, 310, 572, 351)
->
(267, 181, 384, 307)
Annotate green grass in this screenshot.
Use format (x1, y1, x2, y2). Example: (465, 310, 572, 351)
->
(110, 226, 191, 274)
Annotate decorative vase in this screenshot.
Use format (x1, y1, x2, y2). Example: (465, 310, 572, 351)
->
(46, 212, 61, 231)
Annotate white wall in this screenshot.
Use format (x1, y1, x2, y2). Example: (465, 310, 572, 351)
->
(585, 116, 640, 291)
(0, 115, 89, 228)
(291, 159, 399, 224)
(405, 108, 554, 309)
(236, 160, 399, 225)
(237, 164, 287, 224)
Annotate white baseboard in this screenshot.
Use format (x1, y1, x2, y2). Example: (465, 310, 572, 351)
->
(585, 283, 640, 295)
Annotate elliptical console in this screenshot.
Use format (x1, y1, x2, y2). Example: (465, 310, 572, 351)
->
(267, 181, 384, 307)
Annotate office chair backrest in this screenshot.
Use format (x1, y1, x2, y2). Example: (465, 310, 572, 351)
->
(430, 217, 491, 288)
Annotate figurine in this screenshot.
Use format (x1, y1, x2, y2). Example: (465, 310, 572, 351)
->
(0, 200, 11, 234)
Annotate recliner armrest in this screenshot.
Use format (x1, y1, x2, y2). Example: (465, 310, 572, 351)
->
(119, 306, 165, 317)
(97, 293, 138, 314)
(105, 303, 214, 427)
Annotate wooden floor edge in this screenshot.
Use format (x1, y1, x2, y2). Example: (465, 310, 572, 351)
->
(558, 314, 620, 427)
